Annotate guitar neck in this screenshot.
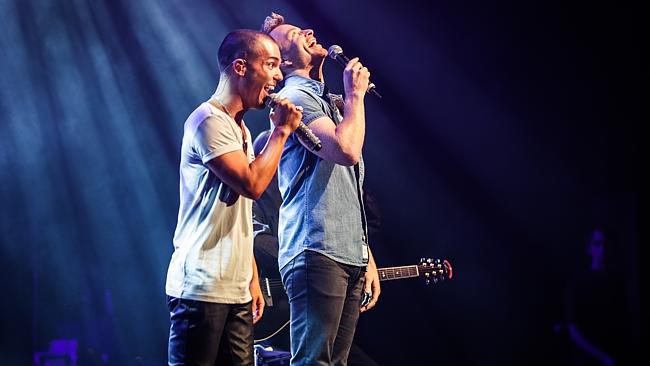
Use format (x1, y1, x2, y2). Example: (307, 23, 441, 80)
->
(377, 265, 420, 281)
(262, 259, 449, 286)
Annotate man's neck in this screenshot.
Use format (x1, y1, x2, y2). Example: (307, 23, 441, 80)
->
(288, 68, 324, 83)
(287, 58, 325, 82)
(212, 82, 245, 123)
(309, 62, 324, 82)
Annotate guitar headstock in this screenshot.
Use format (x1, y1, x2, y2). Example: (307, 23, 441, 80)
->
(419, 258, 453, 285)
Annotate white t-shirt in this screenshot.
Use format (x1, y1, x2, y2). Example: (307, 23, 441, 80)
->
(166, 102, 255, 304)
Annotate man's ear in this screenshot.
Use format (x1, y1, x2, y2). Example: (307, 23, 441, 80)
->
(232, 59, 247, 76)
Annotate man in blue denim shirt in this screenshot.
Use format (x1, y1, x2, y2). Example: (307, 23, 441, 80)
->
(261, 13, 381, 366)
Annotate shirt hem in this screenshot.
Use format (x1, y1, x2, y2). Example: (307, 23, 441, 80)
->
(166, 288, 252, 304)
(279, 247, 367, 271)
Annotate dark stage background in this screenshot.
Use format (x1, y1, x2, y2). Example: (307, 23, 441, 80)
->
(0, 0, 643, 365)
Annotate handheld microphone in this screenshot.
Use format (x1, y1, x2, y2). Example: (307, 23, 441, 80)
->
(327, 45, 381, 98)
(265, 94, 322, 152)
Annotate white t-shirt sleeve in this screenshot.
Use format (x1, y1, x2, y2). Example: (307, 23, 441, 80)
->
(193, 114, 242, 164)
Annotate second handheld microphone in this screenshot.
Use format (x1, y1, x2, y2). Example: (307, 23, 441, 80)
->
(328, 45, 381, 98)
(265, 94, 322, 152)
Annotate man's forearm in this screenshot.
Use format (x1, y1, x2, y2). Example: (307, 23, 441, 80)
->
(367, 246, 377, 268)
(251, 256, 260, 283)
(336, 95, 366, 162)
(246, 127, 289, 197)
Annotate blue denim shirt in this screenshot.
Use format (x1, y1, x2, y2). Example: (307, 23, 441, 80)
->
(275, 75, 369, 270)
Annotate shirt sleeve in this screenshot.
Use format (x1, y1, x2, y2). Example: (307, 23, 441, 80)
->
(193, 114, 243, 164)
(281, 88, 328, 126)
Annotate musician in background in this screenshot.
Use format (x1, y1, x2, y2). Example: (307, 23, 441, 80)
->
(564, 228, 631, 366)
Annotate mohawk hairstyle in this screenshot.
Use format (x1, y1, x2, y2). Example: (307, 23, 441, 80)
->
(260, 12, 285, 34)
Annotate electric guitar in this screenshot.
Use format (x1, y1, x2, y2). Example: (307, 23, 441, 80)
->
(254, 258, 453, 342)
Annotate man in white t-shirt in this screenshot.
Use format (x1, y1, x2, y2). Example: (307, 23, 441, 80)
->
(165, 29, 301, 366)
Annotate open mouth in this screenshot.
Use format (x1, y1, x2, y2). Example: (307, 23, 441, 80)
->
(263, 84, 275, 96)
(307, 39, 317, 48)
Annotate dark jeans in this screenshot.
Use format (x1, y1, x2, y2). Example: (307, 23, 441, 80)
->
(280, 250, 365, 366)
(167, 296, 254, 366)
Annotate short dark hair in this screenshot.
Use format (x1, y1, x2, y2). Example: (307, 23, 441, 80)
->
(217, 29, 274, 72)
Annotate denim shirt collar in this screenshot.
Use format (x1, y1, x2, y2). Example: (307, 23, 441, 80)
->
(283, 74, 327, 97)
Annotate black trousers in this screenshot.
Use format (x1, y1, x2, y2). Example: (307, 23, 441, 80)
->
(167, 296, 254, 366)
(280, 251, 365, 366)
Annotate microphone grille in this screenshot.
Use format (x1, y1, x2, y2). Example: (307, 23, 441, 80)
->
(327, 45, 343, 59)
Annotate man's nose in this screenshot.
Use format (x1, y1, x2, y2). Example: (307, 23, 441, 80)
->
(274, 68, 283, 81)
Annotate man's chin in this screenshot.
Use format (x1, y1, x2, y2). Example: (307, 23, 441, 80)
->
(241, 101, 265, 112)
(253, 96, 266, 110)
(311, 51, 327, 67)
(312, 46, 328, 58)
